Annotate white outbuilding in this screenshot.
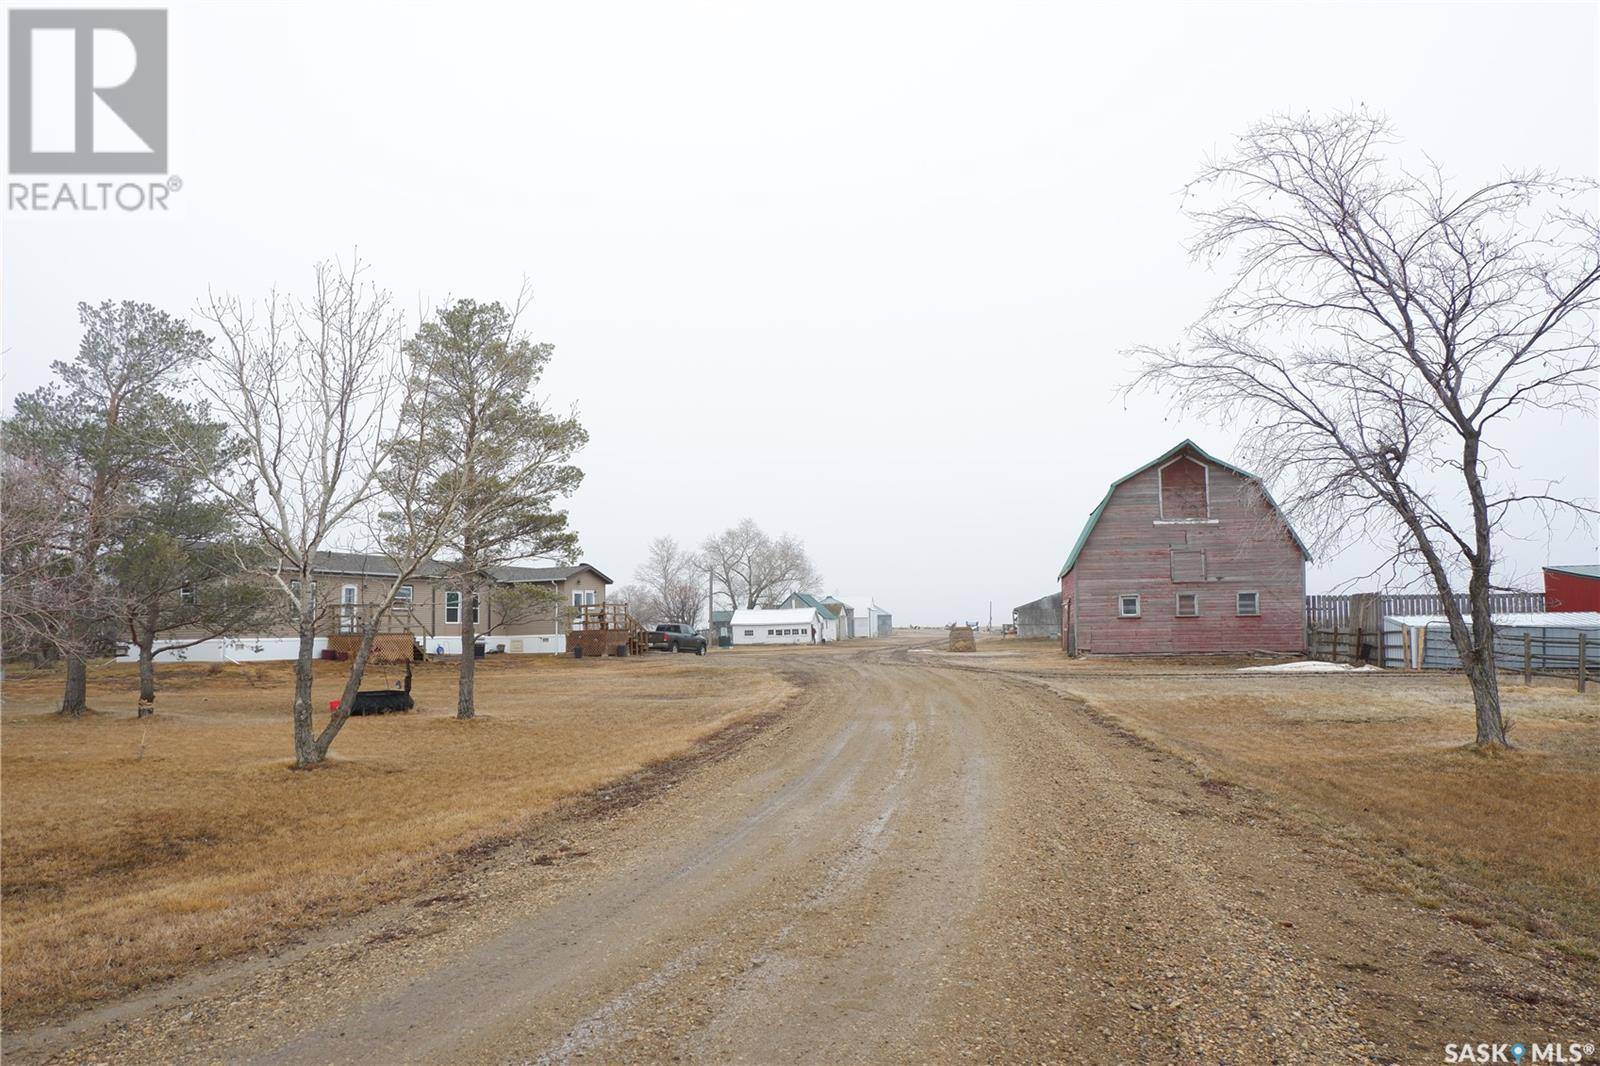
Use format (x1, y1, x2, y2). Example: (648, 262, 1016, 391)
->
(834, 595, 889, 639)
(730, 607, 825, 645)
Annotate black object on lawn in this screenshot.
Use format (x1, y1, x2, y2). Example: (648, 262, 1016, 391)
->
(348, 663, 416, 715)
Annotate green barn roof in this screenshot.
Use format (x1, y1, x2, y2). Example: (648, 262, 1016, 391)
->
(1057, 440, 1311, 580)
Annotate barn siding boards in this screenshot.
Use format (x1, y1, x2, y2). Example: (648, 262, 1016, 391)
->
(1059, 442, 1308, 655)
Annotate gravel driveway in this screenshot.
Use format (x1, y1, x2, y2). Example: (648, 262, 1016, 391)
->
(10, 638, 1595, 1064)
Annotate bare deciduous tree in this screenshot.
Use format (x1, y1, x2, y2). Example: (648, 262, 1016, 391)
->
(700, 519, 823, 610)
(1128, 112, 1600, 748)
(0, 453, 102, 668)
(613, 582, 665, 628)
(197, 256, 443, 767)
(633, 537, 702, 626)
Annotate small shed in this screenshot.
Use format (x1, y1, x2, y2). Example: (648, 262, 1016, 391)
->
(835, 595, 886, 639)
(1012, 593, 1063, 639)
(1383, 612, 1600, 671)
(820, 597, 855, 640)
(730, 607, 825, 645)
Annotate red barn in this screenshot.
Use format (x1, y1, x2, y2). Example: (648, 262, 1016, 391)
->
(1058, 441, 1310, 655)
(1543, 564, 1600, 612)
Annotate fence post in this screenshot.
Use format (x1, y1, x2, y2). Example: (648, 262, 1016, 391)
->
(1580, 633, 1588, 694)
(1523, 633, 1532, 686)
(1355, 627, 1364, 665)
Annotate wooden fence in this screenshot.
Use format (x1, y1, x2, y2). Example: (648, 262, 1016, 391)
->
(1306, 591, 1546, 628)
(1307, 626, 1379, 665)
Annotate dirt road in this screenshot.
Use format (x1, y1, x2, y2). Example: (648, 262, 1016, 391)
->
(10, 638, 1595, 1063)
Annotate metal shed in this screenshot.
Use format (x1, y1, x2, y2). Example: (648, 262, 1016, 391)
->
(1383, 612, 1600, 671)
(1012, 593, 1062, 639)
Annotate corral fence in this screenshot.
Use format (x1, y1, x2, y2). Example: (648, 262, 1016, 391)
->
(1306, 591, 1546, 629)
(1309, 622, 1596, 692)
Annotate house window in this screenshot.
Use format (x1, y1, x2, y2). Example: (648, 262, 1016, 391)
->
(584, 590, 596, 606)
(1176, 592, 1199, 617)
(1236, 591, 1260, 616)
(179, 583, 197, 606)
(446, 591, 461, 624)
(572, 592, 583, 607)
(395, 584, 414, 604)
(1118, 594, 1141, 618)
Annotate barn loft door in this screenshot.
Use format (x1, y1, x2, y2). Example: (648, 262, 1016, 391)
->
(1160, 456, 1209, 519)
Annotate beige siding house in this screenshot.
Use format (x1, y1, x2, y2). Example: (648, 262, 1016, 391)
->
(120, 552, 612, 662)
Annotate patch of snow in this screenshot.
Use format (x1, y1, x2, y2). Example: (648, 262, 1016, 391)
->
(1238, 661, 1382, 673)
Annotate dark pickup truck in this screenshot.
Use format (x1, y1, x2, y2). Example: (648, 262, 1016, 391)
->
(647, 623, 707, 655)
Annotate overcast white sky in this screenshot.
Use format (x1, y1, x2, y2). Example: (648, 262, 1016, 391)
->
(4, 1, 1597, 624)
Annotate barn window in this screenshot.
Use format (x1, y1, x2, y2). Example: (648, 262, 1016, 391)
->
(744, 629, 754, 636)
(1159, 456, 1209, 520)
(1176, 592, 1199, 617)
(1118, 594, 1141, 618)
(1236, 591, 1260, 616)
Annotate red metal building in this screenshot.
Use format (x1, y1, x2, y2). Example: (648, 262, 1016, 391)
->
(1058, 441, 1309, 655)
(1543, 564, 1600, 612)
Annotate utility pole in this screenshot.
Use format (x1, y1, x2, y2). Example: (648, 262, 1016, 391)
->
(988, 601, 993, 632)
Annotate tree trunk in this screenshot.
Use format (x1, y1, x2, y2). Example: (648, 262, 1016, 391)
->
(457, 584, 477, 720)
(1465, 567, 1508, 748)
(1461, 433, 1508, 749)
(60, 653, 88, 717)
(315, 615, 381, 760)
(1465, 656, 1506, 747)
(136, 643, 156, 717)
(291, 614, 319, 768)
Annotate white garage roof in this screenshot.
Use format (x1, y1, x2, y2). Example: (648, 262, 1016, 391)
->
(731, 608, 821, 626)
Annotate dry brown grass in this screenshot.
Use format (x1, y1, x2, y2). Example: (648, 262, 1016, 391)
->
(0, 653, 793, 1025)
(970, 637, 1600, 960)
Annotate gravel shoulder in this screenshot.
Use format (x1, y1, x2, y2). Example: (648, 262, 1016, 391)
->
(8, 638, 1595, 1064)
